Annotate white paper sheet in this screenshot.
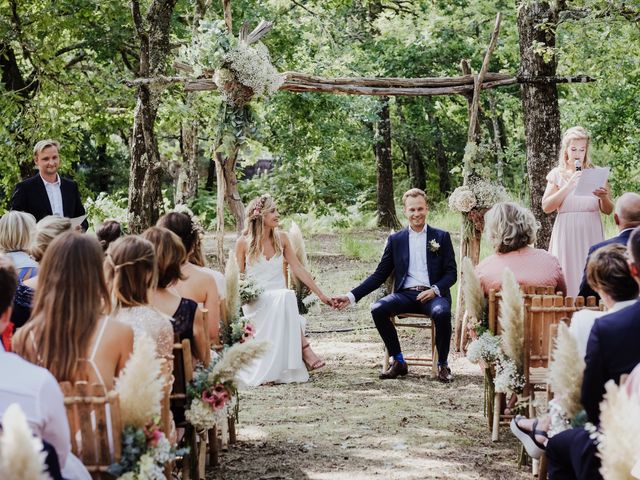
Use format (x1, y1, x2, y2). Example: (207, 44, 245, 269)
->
(574, 167, 610, 197)
(69, 214, 87, 229)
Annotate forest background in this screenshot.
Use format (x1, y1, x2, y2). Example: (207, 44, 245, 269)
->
(1, 0, 639, 245)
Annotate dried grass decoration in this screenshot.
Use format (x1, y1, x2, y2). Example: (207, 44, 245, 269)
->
(225, 248, 241, 320)
(0, 404, 47, 480)
(461, 256, 486, 330)
(548, 323, 585, 420)
(288, 222, 317, 313)
(498, 268, 524, 371)
(597, 380, 640, 480)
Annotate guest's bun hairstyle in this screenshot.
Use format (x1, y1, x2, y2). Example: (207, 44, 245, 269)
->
(13, 232, 110, 382)
(0, 256, 18, 316)
(141, 226, 186, 288)
(243, 194, 282, 264)
(587, 243, 639, 301)
(96, 220, 124, 252)
(31, 215, 72, 262)
(402, 188, 428, 206)
(558, 126, 593, 170)
(157, 212, 201, 260)
(105, 235, 156, 308)
(484, 202, 538, 254)
(0, 210, 36, 253)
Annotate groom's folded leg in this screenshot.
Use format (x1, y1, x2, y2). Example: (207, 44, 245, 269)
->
(371, 292, 415, 357)
(424, 297, 452, 366)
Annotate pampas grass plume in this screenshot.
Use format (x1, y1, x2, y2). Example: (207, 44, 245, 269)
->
(462, 256, 486, 322)
(210, 340, 270, 383)
(225, 248, 240, 320)
(549, 322, 584, 419)
(115, 334, 164, 428)
(598, 380, 640, 480)
(499, 268, 524, 371)
(0, 403, 47, 480)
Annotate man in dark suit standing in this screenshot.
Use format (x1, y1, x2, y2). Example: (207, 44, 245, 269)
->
(10, 139, 88, 231)
(545, 225, 640, 480)
(334, 188, 457, 381)
(577, 192, 640, 299)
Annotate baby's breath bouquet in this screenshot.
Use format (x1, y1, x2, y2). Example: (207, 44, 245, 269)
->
(185, 361, 237, 431)
(239, 273, 263, 305)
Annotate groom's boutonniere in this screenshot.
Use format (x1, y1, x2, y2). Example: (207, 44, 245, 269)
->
(428, 239, 440, 253)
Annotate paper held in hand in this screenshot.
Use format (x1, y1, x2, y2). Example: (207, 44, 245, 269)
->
(69, 214, 87, 229)
(574, 167, 610, 197)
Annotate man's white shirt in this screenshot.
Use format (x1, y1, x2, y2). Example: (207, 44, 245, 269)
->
(40, 174, 64, 217)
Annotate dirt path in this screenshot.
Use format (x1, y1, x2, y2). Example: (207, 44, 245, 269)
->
(205, 231, 531, 480)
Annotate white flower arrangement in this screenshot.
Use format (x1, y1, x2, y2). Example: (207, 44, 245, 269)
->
(85, 192, 129, 230)
(493, 357, 525, 394)
(466, 331, 501, 365)
(239, 273, 264, 304)
(185, 394, 238, 431)
(470, 179, 508, 209)
(448, 186, 477, 213)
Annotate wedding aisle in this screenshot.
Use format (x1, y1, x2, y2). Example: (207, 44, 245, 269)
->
(205, 231, 531, 480)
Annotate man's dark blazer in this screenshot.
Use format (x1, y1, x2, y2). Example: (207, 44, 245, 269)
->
(581, 299, 640, 424)
(577, 229, 633, 300)
(351, 225, 457, 303)
(10, 174, 87, 230)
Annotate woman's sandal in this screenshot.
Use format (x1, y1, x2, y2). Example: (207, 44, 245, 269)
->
(302, 344, 326, 371)
(510, 415, 548, 460)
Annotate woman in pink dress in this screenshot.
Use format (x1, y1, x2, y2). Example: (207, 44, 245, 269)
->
(542, 126, 613, 297)
(476, 202, 566, 295)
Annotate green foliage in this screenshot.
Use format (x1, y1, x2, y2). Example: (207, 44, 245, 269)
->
(340, 236, 381, 261)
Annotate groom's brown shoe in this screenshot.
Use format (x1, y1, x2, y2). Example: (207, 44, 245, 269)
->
(379, 361, 408, 379)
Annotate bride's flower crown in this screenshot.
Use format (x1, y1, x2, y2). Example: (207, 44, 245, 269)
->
(249, 194, 271, 220)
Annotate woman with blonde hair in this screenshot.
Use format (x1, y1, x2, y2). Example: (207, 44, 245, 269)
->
(157, 211, 222, 345)
(235, 194, 331, 386)
(104, 235, 174, 379)
(142, 226, 209, 365)
(13, 232, 133, 391)
(476, 202, 566, 294)
(0, 210, 38, 280)
(542, 126, 613, 296)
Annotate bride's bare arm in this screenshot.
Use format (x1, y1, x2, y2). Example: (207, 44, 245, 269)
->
(235, 236, 248, 274)
(280, 232, 331, 305)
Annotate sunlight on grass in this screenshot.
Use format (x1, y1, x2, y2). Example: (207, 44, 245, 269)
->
(340, 236, 381, 261)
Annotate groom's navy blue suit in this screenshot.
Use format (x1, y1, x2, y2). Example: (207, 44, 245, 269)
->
(351, 225, 457, 364)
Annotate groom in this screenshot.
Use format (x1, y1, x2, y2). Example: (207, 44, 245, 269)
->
(334, 188, 457, 381)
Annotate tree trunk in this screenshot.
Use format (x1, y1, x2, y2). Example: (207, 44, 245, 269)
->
(374, 96, 400, 229)
(433, 118, 451, 195)
(205, 159, 216, 191)
(488, 92, 504, 185)
(517, 1, 563, 249)
(128, 0, 178, 233)
(397, 100, 426, 191)
(175, 119, 199, 205)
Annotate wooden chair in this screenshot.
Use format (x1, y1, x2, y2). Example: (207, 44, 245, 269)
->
(383, 313, 438, 378)
(59, 381, 122, 480)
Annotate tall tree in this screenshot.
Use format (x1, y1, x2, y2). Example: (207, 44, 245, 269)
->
(128, 0, 178, 232)
(517, 0, 564, 248)
(374, 96, 400, 229)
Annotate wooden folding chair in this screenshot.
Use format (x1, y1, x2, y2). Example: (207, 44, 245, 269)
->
(59, 381, 122, 480)
(382, 313, 438, 378)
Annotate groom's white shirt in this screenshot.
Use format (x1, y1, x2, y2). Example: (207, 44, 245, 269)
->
(345, 225, 438, 305)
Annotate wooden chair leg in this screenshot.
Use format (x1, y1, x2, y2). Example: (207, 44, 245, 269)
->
(197, 430, 207, 480)
(208, 426, 219, 467)
(383, 346, 390, 372)
(228, 414, 237, 444)
(539, 452, 548, 479)
(431, 323, 438, 379)
(491, 392, 501, 441)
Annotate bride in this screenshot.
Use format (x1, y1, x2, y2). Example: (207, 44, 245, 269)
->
(235, 194, 333, 386)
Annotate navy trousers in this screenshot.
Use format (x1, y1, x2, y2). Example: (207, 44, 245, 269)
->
(370, 290, 451, 365)
(546, 427, 601, 480)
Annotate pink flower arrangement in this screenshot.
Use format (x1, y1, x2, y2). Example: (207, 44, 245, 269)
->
(241, 323, 255, 343)
(201, 384, 231, 410)
(143, 422, 164, 448)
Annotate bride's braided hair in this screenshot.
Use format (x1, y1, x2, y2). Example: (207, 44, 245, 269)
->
(244, 194, 282, 264)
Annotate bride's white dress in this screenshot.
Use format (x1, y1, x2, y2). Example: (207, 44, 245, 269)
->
(237, 254, 310, 386)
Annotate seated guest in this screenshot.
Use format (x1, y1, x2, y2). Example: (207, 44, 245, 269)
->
(0, 256, 90, 480)
(96, 219, 123, 252)
(142, 226, 209, 365)
(13, 232, 134, 392)
(476, 202, 567, 294)
(511, 243, 638, 456)
(544, 226, 640, 480)
(11, 215, 72, 330)
(104, 235, 174, 380)
(157, 212, 221, 344)
(10, 139, 88, 230)
(0, 210, 38, 280)
(578, 192, 640, 300)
